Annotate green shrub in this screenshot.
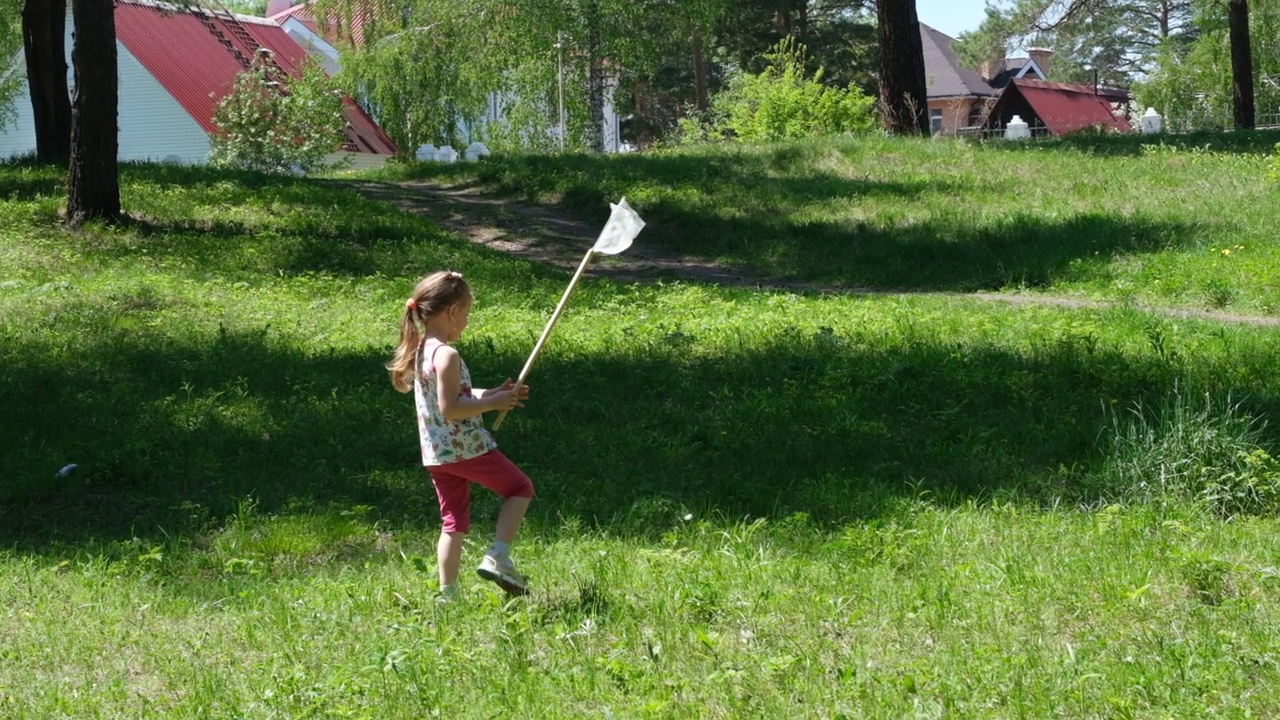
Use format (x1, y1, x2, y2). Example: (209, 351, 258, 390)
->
(696, 37, 876, 142)
(210, 53, 348, 174)
(1100, 389, 1280, 516)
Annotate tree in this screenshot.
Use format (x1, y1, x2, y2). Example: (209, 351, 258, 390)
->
(876, 0, 928, 134)
(1228, 0, 1254, 129)
(21, 0, 71, 164)
(66, 0, 119, 225)
(210, 57, 349, 173)
(955, 0, 1195, 87)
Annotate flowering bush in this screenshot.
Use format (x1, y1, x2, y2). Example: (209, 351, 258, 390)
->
(210, 54, 348, 174)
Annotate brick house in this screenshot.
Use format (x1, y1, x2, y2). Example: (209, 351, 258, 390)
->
(919, 23, 1051, 135)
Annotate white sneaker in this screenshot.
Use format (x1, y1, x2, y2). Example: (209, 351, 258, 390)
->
(476, 554, 529, 596)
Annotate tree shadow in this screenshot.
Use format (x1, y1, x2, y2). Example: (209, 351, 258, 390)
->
(629, 206, 1205, 292)
(3, 310, 1275, 553)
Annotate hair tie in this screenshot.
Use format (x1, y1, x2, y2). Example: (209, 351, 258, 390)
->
(405, 298, 416, 311)
(446, 271, 463, 280)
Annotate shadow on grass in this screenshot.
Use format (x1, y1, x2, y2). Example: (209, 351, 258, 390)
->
(4, 314, 1276, 553)
(634, 206, 1204, 292)
(0, 159, 65, 200)
(375, 149, 1210, 292)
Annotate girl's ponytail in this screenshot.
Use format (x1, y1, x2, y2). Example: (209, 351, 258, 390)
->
(388, 299, 423, 392)
(387, 271, 470, 393)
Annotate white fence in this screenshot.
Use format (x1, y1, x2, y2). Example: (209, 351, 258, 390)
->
(941, 107, 1280, 143)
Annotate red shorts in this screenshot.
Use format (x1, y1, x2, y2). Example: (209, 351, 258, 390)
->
(427, 450, 534, 534)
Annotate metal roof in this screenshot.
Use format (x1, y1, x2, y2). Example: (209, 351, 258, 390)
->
(115, 0, 396, 155)
(1003, 78, 1132, 135)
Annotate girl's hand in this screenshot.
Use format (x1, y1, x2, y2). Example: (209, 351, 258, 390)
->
(491, 378, 528, 410)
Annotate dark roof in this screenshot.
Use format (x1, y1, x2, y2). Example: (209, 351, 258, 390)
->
(920, 23, 998, 99)
(996, 78, 1132, 135)
(988, 58, 1031, 89)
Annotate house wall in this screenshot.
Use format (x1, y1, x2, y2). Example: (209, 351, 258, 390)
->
(281, 18, 341, 76)
(0, 27, 209, 163)
(117, 41, 211, 164)
(927, 97, 991, 135)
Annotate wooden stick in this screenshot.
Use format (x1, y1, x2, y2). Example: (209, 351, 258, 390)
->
(491, 247, 596, 431)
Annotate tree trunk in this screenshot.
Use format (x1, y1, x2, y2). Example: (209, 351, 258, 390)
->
(692, 26, 709, 114)
(22, 0, 71, 164)
(1227, 0, 1254, 130)
(877, 0, 929, 135)
(584, 0, 605, 153)
(67, 0, 120, 226)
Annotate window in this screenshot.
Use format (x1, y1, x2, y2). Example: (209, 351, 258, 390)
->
(968, 105, 983, 127)
(930, 108, 943, 134)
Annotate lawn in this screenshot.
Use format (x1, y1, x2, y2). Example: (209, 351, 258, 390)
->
(379, 131, 1280, 314)
(3, 140, 1280, 718)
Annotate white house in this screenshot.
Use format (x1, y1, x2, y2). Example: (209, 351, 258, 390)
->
(0, 0, 397, 166)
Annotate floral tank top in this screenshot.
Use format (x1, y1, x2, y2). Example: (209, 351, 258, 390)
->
(414, 339, 497, 466)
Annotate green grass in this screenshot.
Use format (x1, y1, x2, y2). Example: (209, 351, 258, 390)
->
(375, 131, 1280, 314)
(4, 148, 1280, 717)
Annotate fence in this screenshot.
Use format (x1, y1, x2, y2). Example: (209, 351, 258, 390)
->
(939, 108, 1280, 143)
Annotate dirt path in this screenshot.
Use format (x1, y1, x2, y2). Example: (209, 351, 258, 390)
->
(340, 179, 1280, 328)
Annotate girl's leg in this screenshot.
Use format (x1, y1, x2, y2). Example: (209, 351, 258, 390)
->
(494, 496, 531, 545)
(438, 531, 466, 586)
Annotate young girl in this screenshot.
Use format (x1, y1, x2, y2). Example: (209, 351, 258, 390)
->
(388, 271, 533, 599)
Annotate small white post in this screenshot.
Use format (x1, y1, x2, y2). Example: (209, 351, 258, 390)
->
(1140, 107, 1163, 134)
(1005, 115, 1031, 140)
(415, 143, 437, 162)
(436, 146, 459, 164)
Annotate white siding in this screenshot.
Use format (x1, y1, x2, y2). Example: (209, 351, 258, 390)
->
(117, 42, 209, 164)
(325, 151, 390, 171)
(0, 58, 36, 160)
(0, 35, 210, 163)
(282, 18, 341, 76)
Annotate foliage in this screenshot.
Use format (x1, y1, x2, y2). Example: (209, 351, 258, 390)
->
(307, 0, 881, 150)
(209, 58, 349, 174)
(955, 0, 1196, 88)
(696, 38, 876, 142)
(1136, 0, 1280, 131)
(1101, 389, 1280, 516)
(0, 0, 22, 133)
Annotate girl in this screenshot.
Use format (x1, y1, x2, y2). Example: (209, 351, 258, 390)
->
(388, 271, 533, 599)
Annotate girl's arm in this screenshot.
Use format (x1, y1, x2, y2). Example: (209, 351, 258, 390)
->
(434, 346, 524, 421)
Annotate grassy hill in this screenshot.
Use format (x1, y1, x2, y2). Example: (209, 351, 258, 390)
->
(3, 136, 1280, 717)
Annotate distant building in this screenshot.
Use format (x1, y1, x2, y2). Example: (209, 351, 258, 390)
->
(920, 23, 1050, 135)
(983, 78, 1133, 136)
(0, 0, 397, 166)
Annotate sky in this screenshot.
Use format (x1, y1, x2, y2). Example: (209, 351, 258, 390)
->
(915, 0, 991, 40)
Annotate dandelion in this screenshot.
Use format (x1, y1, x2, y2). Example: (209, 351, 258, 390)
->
(1222, 249, 1231, 256)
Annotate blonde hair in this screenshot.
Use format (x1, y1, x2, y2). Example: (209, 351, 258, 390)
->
(387, 271, 471, 392)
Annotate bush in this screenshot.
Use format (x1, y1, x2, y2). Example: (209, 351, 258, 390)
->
(210, 53, 348, 174)
(1099, 389, 1280, 516)
(688, 37, 876, 143)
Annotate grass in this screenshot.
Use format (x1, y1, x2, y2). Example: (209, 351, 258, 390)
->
(4, 146, 1280, 717)
(375, 131, 1280, 314)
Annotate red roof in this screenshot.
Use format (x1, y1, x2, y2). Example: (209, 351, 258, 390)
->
(114, 0, 396, 155)
(268, 1, 371, 48)
(1007, 78, 1131, 136)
